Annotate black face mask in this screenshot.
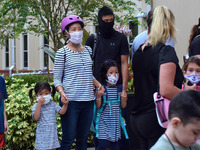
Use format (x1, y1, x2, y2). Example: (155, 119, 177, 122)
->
(98, 17, 114, 38)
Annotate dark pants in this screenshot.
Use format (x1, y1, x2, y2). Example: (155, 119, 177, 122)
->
(59, 100, 94, 150)
(96, 139, 118, 150)
(130, 109, 165, 150)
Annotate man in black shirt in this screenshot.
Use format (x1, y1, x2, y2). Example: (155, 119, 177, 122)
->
(86, 6, 129, 149)
(86, 6, 129, 93)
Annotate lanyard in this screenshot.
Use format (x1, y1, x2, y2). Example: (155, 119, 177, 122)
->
(165, 133, 191, 150)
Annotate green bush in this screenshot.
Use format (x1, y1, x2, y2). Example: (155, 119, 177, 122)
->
(4, 75, 94, 149)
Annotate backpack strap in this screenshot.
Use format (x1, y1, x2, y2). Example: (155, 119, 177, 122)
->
(95, 85, 107, 137)
(85, 46, 93, 61)
(61, 47, 66, 83)
(92, 33, 98, 60)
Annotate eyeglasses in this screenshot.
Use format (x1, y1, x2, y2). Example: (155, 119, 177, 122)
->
(186, 80, 200, 86)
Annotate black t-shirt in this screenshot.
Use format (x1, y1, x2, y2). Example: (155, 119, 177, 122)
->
(85, 30, 129, 81)
(132, 43, 183, 112)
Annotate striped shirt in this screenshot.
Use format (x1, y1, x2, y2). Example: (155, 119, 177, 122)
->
(54, 45, 94, 101)
(98, 86, 122, 142)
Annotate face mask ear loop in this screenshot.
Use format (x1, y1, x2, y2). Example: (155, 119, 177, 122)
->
(64, 29, 70, 43)
(65, 29, 70, 38)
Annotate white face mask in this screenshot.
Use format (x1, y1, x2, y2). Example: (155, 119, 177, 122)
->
(36, 94, 52, 105)
(106, 73, 119, 85)
(69, 31, 83, 44)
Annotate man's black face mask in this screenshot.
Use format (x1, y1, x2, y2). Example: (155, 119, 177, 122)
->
(98, 16, 114, 38)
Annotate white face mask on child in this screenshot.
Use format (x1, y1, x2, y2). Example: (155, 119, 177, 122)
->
(106, 73, 119, 85)
(36, 94, 52, 105)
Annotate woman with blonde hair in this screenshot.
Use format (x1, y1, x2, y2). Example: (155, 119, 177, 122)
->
(131, 6, 184, 149)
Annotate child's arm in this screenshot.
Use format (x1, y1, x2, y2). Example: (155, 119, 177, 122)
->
(95, 87, 103, 108)
(33, 97, 45, 121)
(59, 100, 69, 115)
(4, 102, 8, 133)
(121, 90, 127, 108)
(95, 97, 102, 108)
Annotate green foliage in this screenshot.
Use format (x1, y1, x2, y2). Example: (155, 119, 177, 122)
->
(5, 74, 53, 87)
(0, 0, 148, 50)
(127, 48, 134, 93)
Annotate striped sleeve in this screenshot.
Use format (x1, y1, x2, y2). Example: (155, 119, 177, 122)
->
(53, 47, 66, 87)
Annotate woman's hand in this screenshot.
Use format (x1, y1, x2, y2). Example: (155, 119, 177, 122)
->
(93, 79, 105, 97)
(59, 92, 69, 115)
(96, 84, 105, 98)
(60, 91, 69, 104)
(121, 90, 127, 108)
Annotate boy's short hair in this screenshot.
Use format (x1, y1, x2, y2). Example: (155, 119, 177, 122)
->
(169, 90, 200, 125)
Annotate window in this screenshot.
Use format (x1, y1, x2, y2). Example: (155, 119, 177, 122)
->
(5, 36, 9, 68)
(43, 35, 49, 68)
(23, 33, 28, 68)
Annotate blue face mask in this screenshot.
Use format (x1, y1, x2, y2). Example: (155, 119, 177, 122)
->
(106, 73, 119, 85)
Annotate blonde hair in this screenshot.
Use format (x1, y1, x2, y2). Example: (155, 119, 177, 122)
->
(149, 6, 176, 46)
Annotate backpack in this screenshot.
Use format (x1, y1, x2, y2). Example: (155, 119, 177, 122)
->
(90, 85, 129, 139)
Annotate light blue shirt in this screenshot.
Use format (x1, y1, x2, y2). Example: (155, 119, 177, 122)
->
(131, 30, 174, 59)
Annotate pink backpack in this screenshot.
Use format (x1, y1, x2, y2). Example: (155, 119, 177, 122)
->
(153, 92, 170, 128)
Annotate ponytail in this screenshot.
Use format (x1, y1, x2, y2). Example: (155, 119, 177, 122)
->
(29, 88, 34, 103)
(51, 85, 56, 99)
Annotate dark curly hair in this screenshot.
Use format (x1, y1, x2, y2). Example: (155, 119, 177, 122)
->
(188, 17, 200, 50)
